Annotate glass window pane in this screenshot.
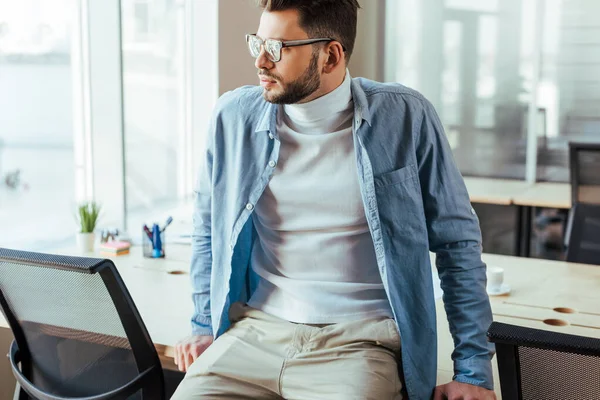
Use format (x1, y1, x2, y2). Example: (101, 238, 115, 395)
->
(0, 1, 74, 250)
(446, 0, 498, 13)
(475, 15, 497, 129)
(537, 0, 600, 182)
(388, 0, 534, 179)
(442, 21, 462, 128)
(121, 0, 187, 229)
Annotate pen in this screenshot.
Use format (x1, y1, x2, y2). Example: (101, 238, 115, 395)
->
(143, 224, 153, 241)
(152, 223, 162, 257)
(161, 216, 173, 233)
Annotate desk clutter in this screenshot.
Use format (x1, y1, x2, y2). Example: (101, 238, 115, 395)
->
(142, 216, 173, 258)
(99, 240, 131, 256)
(486, 266, 511, 296)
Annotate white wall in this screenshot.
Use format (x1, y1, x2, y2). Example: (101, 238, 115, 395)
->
(349, 0, 386, 81)
(218, 0, 263, 94)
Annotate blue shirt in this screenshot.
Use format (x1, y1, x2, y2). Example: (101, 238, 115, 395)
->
(189, 77, 495, 399)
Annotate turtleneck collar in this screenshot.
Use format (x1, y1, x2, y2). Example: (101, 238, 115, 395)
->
(282, 69, 353, 132)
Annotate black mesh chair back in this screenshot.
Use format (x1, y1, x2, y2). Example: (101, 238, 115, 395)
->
(0, 249, 165, 400)
(488, 321, 600, 400)
(569, 142, 600, 205)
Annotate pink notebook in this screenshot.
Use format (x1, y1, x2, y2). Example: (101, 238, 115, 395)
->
(100, 241, 131, 250)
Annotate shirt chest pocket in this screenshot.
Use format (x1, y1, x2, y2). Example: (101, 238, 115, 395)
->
(373, 164, 417, 189)
(372, 163, 427, 243)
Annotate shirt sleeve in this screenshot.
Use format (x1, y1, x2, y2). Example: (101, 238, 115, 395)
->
(189, 112, 217, 337)
(415, 98, 495, 390)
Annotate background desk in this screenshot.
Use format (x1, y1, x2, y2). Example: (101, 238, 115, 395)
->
(2, 247, 598, 399)
(463, 178, 571, 210)
(463, 177, 530, 206)
(512, 182, 571, 257)
(464, 177, 571, 257)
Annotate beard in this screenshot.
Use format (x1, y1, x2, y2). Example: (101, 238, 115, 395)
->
(258, 51, 321, 105)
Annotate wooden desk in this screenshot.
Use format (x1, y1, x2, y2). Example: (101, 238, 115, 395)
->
(511, 182, 571, 257)
(463, 177, 571, 210)
(463, 177, 572, 257)
(464, 177, 533, 257)
(463, 177, 531, 206)
(437, 253, 600, 398)
(2, 248, 598, 397)
(513, 182, 571, 209)
(481, 253, 600, 327)
(436, 307, 600, 398)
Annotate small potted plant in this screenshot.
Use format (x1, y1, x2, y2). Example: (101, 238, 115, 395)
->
(76, 201, 101, 252)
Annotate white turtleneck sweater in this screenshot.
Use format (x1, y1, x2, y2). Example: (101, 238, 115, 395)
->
(247, 71, 393, 323)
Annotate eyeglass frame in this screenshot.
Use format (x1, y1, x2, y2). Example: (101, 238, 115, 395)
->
(245, 33, 346, 63)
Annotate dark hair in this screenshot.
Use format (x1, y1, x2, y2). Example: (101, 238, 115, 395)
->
(257, 0, 360, 63)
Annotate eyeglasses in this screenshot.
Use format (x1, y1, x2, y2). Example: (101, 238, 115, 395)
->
(246, 34, 343, 63)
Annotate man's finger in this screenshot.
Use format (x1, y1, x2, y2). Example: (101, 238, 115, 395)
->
(192, 345, 204, 360)
(432, 386, 446, 400)
(173, 345, 179, 367)
(184, 352, 194, 372)
(178, 349, 186, 372)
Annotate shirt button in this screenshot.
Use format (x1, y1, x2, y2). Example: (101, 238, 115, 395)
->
(471, 208, 476, 215)
(268, 160, 276, 168)
(268, 133, 274, 139)
(246, 203, 254, 211)
(229, 244, 233, 251)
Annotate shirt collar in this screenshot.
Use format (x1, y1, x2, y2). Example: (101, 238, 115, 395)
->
(350, 78, 372, 127)
(254, 101, 277, 134)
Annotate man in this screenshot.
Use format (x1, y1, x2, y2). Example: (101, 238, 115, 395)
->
(172, 0, 496, 399)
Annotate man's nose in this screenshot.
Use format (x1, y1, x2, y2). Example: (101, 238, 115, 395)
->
(255, 48, 274, 70)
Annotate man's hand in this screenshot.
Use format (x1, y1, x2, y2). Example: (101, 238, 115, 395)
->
(174, 335, 214, 372)
(433, 381, 497, 400)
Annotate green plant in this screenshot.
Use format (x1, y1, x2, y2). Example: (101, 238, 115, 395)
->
(77, 201, 101, 233)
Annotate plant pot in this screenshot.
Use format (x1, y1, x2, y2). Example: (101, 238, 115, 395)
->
(76, 232, 95, 253)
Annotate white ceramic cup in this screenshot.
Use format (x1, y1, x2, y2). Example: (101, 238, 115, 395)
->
(486, 267, 504, 292)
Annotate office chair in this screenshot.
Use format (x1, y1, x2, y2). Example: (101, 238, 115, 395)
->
(569, 142, 600, 205)
(487, 321, 600, 400)
(566, 203, 600, 265)
(565, 142, 600, 248)
(0, 248, 165, 399)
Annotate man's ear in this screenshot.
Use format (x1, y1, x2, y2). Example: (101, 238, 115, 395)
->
(322, 42, 345, 73)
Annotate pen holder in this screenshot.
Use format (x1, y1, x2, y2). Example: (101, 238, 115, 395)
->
(142, 227, 165, 258)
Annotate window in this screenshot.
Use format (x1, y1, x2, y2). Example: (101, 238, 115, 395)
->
(387, 0, 534, 179)
(536, 0, 600, 182)
(387, 0, 600, 181)
(0, 0, 218, 250)
(122, 0, 186, 231)
(0, 1, 75, 250)
(120, 0, 218, 232)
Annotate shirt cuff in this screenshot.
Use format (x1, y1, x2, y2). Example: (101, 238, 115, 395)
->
(453, 356, 494, 390)
(191, 315, 213, 337)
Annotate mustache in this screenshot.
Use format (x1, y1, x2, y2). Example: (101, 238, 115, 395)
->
(258, 70, 280, 81)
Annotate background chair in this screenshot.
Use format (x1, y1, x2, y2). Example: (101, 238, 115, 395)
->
(566, 203, 600, 265)
(565, 141, 600, 251)
(0, 248, 165, 399)
(569, 142, 600, 206)
(487, 321, 600, 400)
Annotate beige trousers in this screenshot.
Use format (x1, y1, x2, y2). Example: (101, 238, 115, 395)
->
(171, 303, 404, 399)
